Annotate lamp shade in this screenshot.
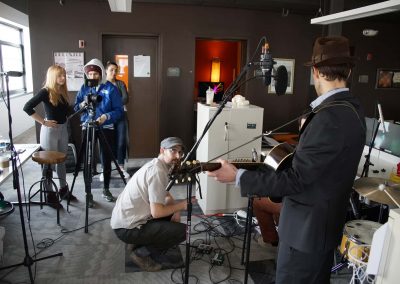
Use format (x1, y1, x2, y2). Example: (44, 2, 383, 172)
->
(210, 58, 221, 82)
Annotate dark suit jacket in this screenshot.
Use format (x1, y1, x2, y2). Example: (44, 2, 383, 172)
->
(240, 91, 366, 253)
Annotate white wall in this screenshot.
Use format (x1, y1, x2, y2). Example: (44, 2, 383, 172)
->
(0, 2, 34, 139)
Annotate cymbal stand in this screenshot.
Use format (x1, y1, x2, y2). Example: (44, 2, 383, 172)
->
(0, 73, 62, 283)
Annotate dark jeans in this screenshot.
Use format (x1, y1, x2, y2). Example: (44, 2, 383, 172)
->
(113, 113, 128, 165)
(98, 128, 114, 189)
(114, 217, 186, 256)
(276, 241, 334, 284)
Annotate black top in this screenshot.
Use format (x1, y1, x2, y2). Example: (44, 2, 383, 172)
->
(23, 88, 72, 124)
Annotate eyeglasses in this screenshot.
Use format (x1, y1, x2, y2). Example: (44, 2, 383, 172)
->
(167, 148, 185, 158)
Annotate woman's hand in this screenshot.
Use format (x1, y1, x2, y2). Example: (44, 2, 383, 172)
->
(43, 119, 58, 128)
(96, 114, 107, 125)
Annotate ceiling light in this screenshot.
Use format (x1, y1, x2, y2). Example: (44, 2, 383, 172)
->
(108, 0, 132, 13)
(311, 0, 400, 25)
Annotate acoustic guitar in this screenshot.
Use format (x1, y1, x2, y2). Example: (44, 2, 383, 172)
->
(170, 143, 294, 202)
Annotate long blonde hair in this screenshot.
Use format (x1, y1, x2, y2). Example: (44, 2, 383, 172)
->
(44, 65, 69, 106)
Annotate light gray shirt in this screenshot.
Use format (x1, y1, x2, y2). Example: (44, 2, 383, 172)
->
(110, 157, 170, 229)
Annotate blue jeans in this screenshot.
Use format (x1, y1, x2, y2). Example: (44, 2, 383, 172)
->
(113, 113, 128, 165)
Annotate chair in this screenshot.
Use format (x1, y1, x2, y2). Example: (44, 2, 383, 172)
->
(28, 150, 67, 225)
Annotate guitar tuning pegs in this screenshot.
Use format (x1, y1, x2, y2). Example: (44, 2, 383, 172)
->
(175, 180, 179, 184)
(181, 178, 185, 183)
(187, 177, 191, 182)
(193, 160, 197, 164)
(186, 161, 191, 165)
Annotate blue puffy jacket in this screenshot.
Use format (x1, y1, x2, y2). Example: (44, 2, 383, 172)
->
(74, 81, 123, 128)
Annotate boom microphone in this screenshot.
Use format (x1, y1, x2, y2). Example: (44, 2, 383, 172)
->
(377, 103, 386, 133)
(273, 65, 288, 96)
(0, 71, 24, 77)
(260, 43, 274, 86)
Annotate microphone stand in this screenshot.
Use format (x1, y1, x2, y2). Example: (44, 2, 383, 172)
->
(166, 36, 270, 284)
(0, 73, 62, 283)
(361, 113, 381, 178)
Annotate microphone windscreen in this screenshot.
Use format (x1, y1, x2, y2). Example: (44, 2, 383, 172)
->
(275, 65, 288, 96)
(6, 71, 24, 77)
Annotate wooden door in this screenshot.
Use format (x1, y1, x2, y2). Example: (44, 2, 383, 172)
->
(102, 35, 159, 158)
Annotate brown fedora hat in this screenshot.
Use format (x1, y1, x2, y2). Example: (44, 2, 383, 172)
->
(304, 36, 355, 67)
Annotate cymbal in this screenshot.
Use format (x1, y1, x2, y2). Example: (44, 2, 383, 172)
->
(354, 177, 400, 207)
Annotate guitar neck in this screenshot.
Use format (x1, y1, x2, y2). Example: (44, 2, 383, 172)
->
(199, 162, 263, 172)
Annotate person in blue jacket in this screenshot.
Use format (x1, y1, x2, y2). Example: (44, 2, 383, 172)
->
(74, 58, 123, 207)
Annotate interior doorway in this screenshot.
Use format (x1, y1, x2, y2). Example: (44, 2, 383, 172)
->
(102, 35, 159, 158)
(194, 38, 247, 102)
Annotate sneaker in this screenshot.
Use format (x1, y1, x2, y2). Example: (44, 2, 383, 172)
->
(121, 169, 130, 179)
(99, 173, 104, 182)
(130, 251, 162, 272)
(102, 188, 115, 202)
(87, 193, 94, 208)
(46, 192, 63, 209)
(59, 186, 77, 201)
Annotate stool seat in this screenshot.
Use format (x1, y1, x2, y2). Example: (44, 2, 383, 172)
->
(32, 151, 66, 165)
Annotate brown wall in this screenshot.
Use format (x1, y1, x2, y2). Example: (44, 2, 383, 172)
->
(27, 1, 400, 152)
(343, 19, 400, 121)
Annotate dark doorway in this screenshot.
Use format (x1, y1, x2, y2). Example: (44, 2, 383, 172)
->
(194, 39, 246, 102)
(102, 35, 159, 158)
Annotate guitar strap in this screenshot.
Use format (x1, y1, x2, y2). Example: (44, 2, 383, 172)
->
(299, 100, 365, 138)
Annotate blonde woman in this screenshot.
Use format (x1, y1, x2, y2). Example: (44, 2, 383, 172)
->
(23, 65, 77, 208)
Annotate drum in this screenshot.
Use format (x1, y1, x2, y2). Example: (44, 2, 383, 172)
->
(339, 220, 382, 263)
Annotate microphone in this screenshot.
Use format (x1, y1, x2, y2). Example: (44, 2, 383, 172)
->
(377, 103, 386, 133)
(273, 65, 288, 96)
(252, 148, 258, 162)
(260, 43, 274, 86)
(0, 71, 24, 77)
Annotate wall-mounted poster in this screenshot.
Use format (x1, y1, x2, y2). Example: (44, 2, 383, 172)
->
(376, 69, 400, 89)
(134, 55, 150, 77)
(268, 58, 295, 94)
(54, 52, 84, 91)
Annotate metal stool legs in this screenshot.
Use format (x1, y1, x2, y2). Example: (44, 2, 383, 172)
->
(28, 166, 62, 225)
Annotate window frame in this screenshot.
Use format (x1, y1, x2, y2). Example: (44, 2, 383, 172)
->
(0, 21, 26, 96)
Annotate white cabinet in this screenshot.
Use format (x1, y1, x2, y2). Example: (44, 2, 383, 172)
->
(376, 209, 400, 284)
(196, 103, 264, 214)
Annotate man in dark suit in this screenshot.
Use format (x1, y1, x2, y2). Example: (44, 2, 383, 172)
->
(207, 36, 366, 283)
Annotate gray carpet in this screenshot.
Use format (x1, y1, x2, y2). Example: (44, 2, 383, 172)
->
(0, 158, 353, 283)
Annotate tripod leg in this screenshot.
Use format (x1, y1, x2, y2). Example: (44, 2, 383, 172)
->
(83, 126, 96, 233)
(68, 133, 87, 207)
(97, 127, 127, 185)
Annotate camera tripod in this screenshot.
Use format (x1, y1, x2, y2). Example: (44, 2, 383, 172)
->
(0, 72, 62, 283)
(69, 105, 127, 233)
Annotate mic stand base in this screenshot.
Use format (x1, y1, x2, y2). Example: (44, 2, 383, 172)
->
(0, 73, 62, 283)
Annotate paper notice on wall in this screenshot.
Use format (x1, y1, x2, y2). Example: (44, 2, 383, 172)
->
(133, 55, 150, 77)
(54, 52, 84, 91)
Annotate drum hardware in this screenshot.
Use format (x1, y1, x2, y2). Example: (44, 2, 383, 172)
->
(353, 177, 400, 223)
(333, 220, 381, 273)
(354, 177, 400, 207)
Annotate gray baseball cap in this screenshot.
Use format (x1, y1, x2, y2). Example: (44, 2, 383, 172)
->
(160, 137, 185, 150)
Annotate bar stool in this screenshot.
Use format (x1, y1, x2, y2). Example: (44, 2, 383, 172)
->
(28, 150, 67, 225)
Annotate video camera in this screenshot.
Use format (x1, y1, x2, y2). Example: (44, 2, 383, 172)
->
(84, 78, 102, 106)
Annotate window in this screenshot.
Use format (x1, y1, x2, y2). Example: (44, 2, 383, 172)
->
(0, 22, 26, 96)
